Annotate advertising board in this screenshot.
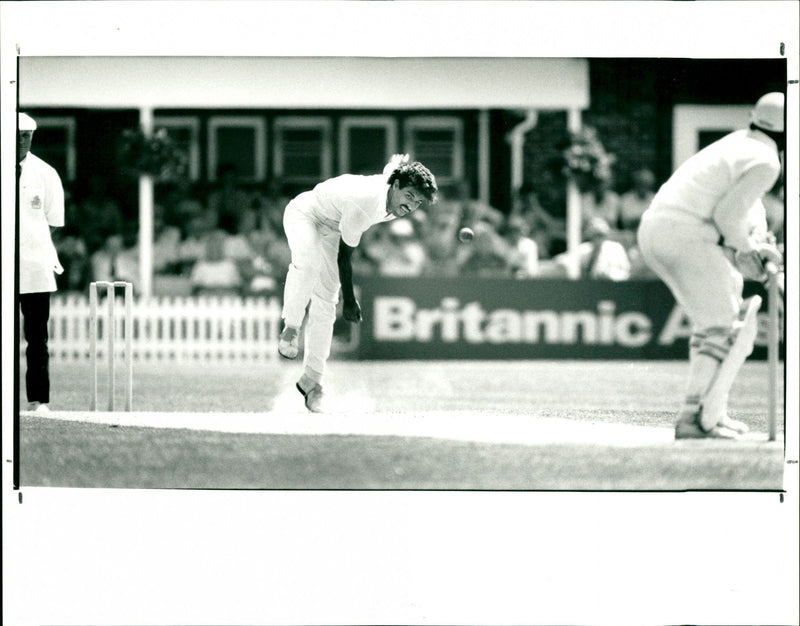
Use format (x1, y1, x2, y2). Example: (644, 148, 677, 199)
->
(351, 277, 778, 360)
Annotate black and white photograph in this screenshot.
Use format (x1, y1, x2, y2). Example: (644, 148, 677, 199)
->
(2, 1, 798, 625)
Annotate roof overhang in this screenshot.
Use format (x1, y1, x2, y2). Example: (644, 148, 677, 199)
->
(20, 56, 589, 110)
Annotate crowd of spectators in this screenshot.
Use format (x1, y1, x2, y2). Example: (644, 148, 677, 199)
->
(53, 165, 292, 296)
(347, 168, 657, 281)
(51, 160, 785, 296)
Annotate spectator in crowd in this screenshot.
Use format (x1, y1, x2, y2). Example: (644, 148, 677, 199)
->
(152, 205, 183, 275)
(249, 220, 292, 282)
(207, 162, 255, 234)
(222, 206, 257, 263)
(176, 213, 214, 273)
(156, 178, 208, 239)
(580, 170, 621, 239)
(53, 233, 91, 292)
(239, 180, 295, 283)
(123, 204, 183, 277)
(626, 244, 658, 280)
(90, 231, 139, 286)
(583, 217, 631, 280)
(616, 168, 659, 274)
(18, 112, 65, 413)
(75, 173, 125, 255)
(619, 168, 656, 234)
(554, 216, 631, 280)
(503, 215, 540, 278)
(450, 179, 505, 231)
(240, 229, 280, 296)
(458, 222, 513, 277)
(253, 176, 291, 237)
(513, 175, 567, 259)
(374, 218, 427, 277)
(214, 207, 261, 292)
(52, 184, 91, 292)
(346, 224, 382, 276)
(189, 229, 243, 295)
(418, 191, 462, 276)
(348, 248, 381, 276)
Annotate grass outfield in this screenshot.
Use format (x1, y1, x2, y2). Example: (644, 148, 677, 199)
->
(18, 359, 786, 490)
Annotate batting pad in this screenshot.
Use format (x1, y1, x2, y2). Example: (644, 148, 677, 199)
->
(700, 295, 762, 431)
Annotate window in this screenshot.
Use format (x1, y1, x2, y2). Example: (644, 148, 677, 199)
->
(31, 117, 76, 181)
(273, 117, 332, 183)
(208, 116, 266, 181)
(154, 116, 200, 180)
(404, 117, 463, 184)
(672, 105, 750, 170)
(339, 117, 397, 175)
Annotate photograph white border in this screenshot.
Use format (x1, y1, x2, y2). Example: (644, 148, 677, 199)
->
(2, 2, 798, 625)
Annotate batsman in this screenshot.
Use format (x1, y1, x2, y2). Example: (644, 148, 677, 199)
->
(637, 92, 785, 439)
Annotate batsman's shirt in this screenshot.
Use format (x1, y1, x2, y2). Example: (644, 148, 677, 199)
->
(292, 174, 395, 247)
(19, 152, 64, 294)
(647, 129, 780, 250)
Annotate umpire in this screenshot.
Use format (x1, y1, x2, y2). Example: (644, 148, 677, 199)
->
(18, 112, 65, 413)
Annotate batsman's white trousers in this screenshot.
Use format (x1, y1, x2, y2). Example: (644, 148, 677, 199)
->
(638, 209, 743, 332)
(282, 195, 341, 381)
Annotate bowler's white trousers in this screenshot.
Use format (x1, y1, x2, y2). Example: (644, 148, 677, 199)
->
(282, 194, 342, 382)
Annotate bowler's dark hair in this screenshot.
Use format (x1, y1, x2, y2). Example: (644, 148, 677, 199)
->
(388, 161, 438, 203)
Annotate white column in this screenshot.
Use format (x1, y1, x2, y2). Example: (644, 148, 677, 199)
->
(507, 109, 538, 201)
(138, 106, 154, 298)
(566, 108, 583, 280)
(477, 109, 490, 205)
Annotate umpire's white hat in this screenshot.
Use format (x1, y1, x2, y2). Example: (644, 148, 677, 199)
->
(751, 92, 784, 133)
(18, 112, 37, 131)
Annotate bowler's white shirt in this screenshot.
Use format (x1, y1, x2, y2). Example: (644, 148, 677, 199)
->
(649, 129, 780, 250)
(19, 152, 64, 293)
(295, 173, 394, 247)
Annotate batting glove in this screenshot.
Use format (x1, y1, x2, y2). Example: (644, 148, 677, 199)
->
(754, 240, 783, 267)
(734, 240, 783, 280)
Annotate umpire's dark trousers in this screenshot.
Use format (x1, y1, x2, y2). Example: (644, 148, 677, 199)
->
(20, 292, 51, 404)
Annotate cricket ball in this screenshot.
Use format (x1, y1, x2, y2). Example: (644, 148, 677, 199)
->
(458, 227, 475, 243)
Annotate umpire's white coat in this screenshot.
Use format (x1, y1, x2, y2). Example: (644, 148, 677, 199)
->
(282, 170, 396, 379)
(19, 152, 65, 294)
(637, 129, 780, 331)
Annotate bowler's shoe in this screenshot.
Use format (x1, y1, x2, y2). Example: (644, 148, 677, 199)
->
(278, 325, 299, 359)
(296, 382, 324, 413)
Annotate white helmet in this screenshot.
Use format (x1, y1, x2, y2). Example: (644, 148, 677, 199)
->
(751, 92, 784, 133)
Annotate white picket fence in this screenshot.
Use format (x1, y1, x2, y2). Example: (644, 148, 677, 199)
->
(23, 294, 283, 363)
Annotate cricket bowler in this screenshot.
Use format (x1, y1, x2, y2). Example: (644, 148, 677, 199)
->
(637, 92, 785, 439)
(278, 155, 437, 412)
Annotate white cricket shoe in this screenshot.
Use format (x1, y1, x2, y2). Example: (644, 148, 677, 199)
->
(296, 382, 325, 413)
(278, 325, 299, 359)
(25, 402, 50, 413)
(717, 415, 749, 434)
(675, 410, 740, 440)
